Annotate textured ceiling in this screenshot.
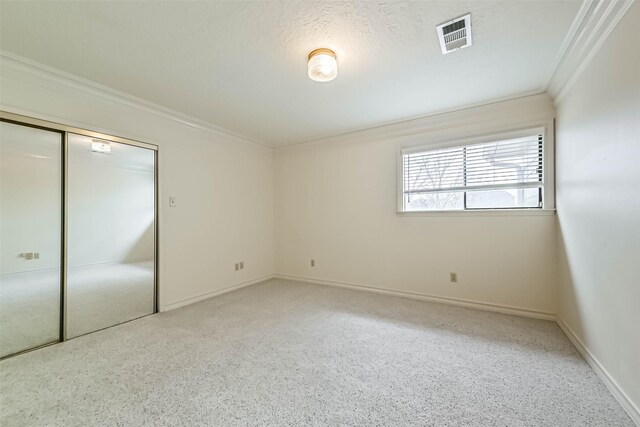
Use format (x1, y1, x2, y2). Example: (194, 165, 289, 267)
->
(0, 1, 581, 146)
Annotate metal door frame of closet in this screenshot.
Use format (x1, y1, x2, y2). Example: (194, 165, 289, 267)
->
(0, 110, 159, 358)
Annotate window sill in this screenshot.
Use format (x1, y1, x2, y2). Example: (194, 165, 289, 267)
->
(396, 209, 556, 217)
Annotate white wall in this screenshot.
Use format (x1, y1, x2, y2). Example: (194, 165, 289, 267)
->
(0, 54, 275, 311)
(275, 94, 558, 317)
(556, 1, 640, 418)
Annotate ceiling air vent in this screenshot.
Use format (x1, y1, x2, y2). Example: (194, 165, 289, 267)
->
(436, 13, 472, 54)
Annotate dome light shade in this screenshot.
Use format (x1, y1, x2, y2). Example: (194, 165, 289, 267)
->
(308, 48, 337, 82)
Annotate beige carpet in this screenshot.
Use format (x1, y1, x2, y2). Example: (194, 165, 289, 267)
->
(0, 279, 633, 426)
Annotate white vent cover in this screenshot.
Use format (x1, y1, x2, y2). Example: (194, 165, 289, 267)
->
(436, 14, 472, 54)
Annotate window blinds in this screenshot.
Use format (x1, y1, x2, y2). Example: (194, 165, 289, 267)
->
(403, 134, 543, 196)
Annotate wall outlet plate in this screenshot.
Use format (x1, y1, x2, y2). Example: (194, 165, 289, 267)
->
(450, 272, 458, 283)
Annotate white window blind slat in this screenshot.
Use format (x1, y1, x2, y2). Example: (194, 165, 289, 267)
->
(403, 181, 543, 195)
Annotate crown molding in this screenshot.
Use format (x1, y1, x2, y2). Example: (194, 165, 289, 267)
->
(275, 91, 554, 153)
(546, 0, 634, 104)
(0, 51, 273, 150)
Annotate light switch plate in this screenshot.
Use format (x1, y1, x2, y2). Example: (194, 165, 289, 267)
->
(169, 196, 176, 207)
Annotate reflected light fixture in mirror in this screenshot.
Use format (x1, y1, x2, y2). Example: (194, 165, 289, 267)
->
(308, 48, 337, 82)
(91, 139, 111, 154)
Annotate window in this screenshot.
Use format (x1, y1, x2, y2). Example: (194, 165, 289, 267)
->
(401, 131, 544, 212)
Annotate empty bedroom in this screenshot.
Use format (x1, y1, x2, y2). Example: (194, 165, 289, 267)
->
(0, 0, 638, 425)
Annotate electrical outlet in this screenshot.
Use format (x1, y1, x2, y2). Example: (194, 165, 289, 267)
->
(235, 263, 239, 271)
(33, 252, 40, 259)
(310, 259, 315, 267)
(239, 262, 244, 270)
(450, 272, 458, 283)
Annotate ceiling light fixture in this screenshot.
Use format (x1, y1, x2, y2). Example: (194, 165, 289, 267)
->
(308, 48, 337, 82)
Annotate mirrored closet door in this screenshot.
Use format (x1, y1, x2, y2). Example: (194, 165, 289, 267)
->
(0, 112, 157, 358)
(66, 134, 156, 338)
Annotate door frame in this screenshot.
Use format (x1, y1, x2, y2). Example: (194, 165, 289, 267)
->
(0, 111, 159, 357)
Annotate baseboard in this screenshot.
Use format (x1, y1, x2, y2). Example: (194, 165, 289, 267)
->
(274, 274, 556, 321)
(556, 317, 640, 426)
(161, 274, 274, 312)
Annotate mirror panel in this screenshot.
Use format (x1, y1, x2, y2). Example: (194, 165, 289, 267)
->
(0, 121, 62, 357)
(66, 133, 155, 338)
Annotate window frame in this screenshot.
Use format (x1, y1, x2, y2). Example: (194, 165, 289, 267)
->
(397, 126, 555, 215)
